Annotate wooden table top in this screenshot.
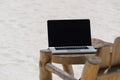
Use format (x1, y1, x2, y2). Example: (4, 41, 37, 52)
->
(40, 38, 113, 64)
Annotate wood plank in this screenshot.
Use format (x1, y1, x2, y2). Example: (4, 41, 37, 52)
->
(62, 64, 74, 76)
(46, 63, 77, 80)
(40, 49, 52, 80)
(52, 54, 95, 64)
(92, 38, 113, 49)
(97, 72, 120, 80)
(111, 37, 120, 66)
(96, 45, 111, 69)
(81, 56, 101, 80)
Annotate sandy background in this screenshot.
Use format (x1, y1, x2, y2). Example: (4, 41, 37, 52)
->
(0, 0, 120, 80)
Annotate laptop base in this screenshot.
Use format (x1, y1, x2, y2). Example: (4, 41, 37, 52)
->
(49, 46, 97, 54)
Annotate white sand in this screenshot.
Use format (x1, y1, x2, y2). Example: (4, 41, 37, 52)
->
(0, 0, 120, 80)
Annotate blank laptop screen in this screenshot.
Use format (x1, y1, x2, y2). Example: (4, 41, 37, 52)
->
(47, 19, 92, 47)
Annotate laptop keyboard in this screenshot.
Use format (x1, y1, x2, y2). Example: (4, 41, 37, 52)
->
(55, 46, 88, 50)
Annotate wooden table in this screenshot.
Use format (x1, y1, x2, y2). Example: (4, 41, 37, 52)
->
(39, 39, 113, 80)
(40, 49, 97, 80)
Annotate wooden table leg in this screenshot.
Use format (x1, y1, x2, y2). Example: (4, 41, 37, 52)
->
(40, 50, 52, 80)
(62, 64, 74, 76)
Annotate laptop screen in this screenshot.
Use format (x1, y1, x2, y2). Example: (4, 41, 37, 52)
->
(47, 19, 92, 47)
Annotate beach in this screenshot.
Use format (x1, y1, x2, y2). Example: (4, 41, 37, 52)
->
(0, 0, 120, 80)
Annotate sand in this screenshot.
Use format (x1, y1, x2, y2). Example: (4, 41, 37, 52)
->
(0, 0, 120, 80)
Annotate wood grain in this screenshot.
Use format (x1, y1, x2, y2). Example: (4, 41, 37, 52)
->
(40, 50, 52, 80)
(96, 45, 111, 69)
(46, 63, 77, 80)
(111, 37, 120, 66)
(81, 56, 101, 80)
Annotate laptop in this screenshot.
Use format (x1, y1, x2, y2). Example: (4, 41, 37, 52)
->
(47, 19, 97, 54)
